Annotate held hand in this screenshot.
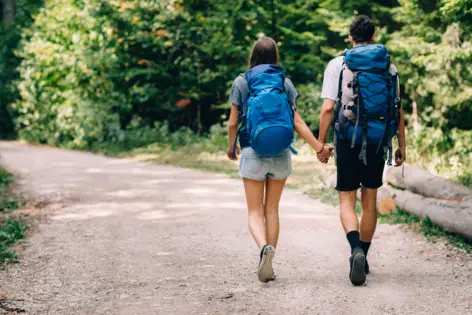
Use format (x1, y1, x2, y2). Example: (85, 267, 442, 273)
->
(226, 145, 240, 161)
(318, 144, 334, 158)
(318, 156, 329, 164)
(395, 147, 406, 167)
(316, 144, 332, 164)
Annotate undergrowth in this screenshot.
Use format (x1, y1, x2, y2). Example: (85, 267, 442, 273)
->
(381, 209, 472, 254)
(0, 168, 27, 265)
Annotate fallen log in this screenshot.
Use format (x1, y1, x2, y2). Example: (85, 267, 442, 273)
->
(384, 164, 472, 200)
(392, 188, 472, 241)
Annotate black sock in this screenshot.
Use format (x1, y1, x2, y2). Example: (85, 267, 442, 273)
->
(360, 241, 371, 257)
(346, 231, 361, 253)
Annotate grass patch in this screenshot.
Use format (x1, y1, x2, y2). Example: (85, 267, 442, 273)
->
(307, 185, 339, 205)
(419, 217, 472, 253)
(381, 209, 472, 253)
(379, 208, 421, 224)
(124, 143, 239, 178)
(456, 172, 472, 188)
(0, 218, 27, 265)
(119, 138, 337, 195)
(0, 168, 20, 212)
(0, 167, 27, 265)
(0, 168, 14, 186)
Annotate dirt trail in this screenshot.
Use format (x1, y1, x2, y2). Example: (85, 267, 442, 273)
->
(0, 141, 470, 315)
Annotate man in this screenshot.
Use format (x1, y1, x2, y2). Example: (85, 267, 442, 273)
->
(317, 15, 406, 286)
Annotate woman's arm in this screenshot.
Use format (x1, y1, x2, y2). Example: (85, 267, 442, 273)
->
(294, 106, 331, 157)
(226, 104, 240, 161)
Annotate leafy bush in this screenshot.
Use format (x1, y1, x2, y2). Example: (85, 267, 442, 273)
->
(296, 83, 322, 132)
(407, 127, 472, 186)
(14, 0, 129, 149)
(0, 0, 43, 139)
(14, 0, 247, 149)
(0, 218, 27, 264)
(13, 0, 345, 149)
(7, 0, 471, 184)
(0, 168, 14, 187)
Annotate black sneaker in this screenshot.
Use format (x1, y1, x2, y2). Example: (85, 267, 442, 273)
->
(349, 247, 366, 286)
(365, 259, 370, 275)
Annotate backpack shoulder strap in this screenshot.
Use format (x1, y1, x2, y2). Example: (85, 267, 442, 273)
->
(245, 64, 271, 83)
(389, 64, 401, 101)
(231, 73, 248, 159)
(339, 49, 348, 57)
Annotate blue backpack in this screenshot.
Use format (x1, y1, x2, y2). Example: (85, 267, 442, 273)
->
(334, 44, 400, 165)
(232, 64, 296, 158)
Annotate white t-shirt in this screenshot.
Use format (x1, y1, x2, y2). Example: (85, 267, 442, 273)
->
(321, 55, 398, 101)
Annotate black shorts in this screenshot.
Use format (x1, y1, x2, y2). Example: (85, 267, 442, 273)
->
(335, 139, 385, 191)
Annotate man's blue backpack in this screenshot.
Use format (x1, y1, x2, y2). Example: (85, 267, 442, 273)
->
(334, 44, 400, 165)
(232, 64, 295, 158)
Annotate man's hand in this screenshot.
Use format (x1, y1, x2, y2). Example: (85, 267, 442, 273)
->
(395, 147, 406, 167)
(317, 144, 332, 164)
(226, 145, 240, 161)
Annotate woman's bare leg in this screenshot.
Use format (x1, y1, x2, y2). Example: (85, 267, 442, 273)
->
(243, 178, 267, 249)
(264, 178, 287, 248)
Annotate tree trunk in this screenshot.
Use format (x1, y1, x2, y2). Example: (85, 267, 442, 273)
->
(392, 188, 472, 241)
(2, 0, 16, 26)
(384, 164, 472, 200)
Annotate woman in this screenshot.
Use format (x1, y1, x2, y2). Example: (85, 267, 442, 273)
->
(226, 37, 332, 283)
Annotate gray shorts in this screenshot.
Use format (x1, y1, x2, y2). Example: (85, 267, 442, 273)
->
(239, 147, 292, 181)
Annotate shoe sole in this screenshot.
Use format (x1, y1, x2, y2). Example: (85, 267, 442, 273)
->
(350, 252, 366, 286)
(258, 246, 275, 283)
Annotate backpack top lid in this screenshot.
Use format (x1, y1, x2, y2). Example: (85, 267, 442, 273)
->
(245, 64, 285, 93)
(344, 44, 390, 72)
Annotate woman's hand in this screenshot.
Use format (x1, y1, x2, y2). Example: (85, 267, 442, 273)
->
(226, 145, 240, 161)
(317, 144, 333, 161)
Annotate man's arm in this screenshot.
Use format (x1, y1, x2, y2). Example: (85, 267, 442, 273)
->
(319, 99, 336, 144)
(395, 107, 406, 166)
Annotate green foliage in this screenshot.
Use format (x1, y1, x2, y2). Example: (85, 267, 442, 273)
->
(420, 217, 472, 253)
(296, 83, 322, 130)
(0, 0, 43, 138)
(406, 127, 472, 186)
(14, 0, 129, 148)
(0, 168, 14, 187)
(0, 168, 25, 264)
(380, 208, 421, 224)
(12, 0, 340, 149)
(380, 210, 472, 253)
(0, 168, 19, 212)
(0, 0, 469, 181)
(0, 218, 27, 264)
(307, 183, 339, 205)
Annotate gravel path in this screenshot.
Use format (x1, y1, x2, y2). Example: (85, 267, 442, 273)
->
(0, 142, 471, 315)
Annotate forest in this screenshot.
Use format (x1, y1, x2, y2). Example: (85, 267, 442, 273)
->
(0, 0, 471, 185)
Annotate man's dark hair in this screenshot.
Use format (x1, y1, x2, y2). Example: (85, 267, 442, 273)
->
(350, 15, 375, 43)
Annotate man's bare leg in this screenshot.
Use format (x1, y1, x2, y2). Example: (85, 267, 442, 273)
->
(359, 187, 378, 274)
